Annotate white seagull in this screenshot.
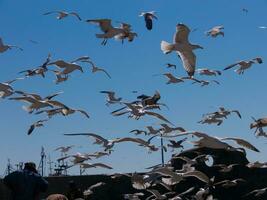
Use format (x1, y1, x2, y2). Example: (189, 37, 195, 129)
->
(43, 11, 82, 21)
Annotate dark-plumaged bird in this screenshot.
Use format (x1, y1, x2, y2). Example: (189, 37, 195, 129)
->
(139, 11, 158, 30)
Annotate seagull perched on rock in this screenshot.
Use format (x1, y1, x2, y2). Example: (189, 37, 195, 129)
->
(139, 11, 158, 30)
(161, 23, 203, 78)
(0, 37, 23, 53)
(223, 57, 263, 74)
(86, 19, 125, 45)
(206, 26, 224, 37)
(43, 11, 82, 20)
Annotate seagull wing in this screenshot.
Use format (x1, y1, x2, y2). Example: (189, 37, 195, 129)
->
(145, 111, 174, 126)
(43, 11, 59, 15)
(64, 133, 108, 144)
(221, 137, 260, 152)
(76, 109, 90, 118)
(91, 163, 113, 169)
(98, 68, 111, 79)
(231, 110, 242, 119)
(183, 170, 210, 183)
(177, 50, 196, 77)
(223, 61, 242, 71)
(86, 19, 113, 33)
(27, 124, 35, 135)
(173, 24, 190, 44)
(69, 12, 82, 20)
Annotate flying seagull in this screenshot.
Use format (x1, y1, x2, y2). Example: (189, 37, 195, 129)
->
(139, 11, 158, 30)
(0, 37, 23, 53)
(86, 19, 125, 45)
(161, 23, 203, 78)
(82, 60, 111, 79)
(43, 11, 82, 20)
(224, 57, 263, 74)
(206, 26, 224, 37)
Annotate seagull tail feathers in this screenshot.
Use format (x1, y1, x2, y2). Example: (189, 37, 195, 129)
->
(161, 41, 175, 54)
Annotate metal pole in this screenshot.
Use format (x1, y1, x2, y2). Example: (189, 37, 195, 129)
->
(160, 134, 164, 166)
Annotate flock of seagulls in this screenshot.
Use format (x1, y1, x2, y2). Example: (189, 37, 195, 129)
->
(1, 3, 267, 200)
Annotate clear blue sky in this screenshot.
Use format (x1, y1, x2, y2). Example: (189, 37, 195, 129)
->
(1, 0, 267, 176)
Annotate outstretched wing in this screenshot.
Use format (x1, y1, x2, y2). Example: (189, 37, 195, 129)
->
(177, 50, 196, 77)
(221, 137, 260, 152)
(173, 24, 190, 44)
(145, 111, 174, 126)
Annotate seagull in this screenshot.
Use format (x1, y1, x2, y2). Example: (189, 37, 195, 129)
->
(28, 119, 48, 135)
(114, 22, 137, 43)
(43, 11, 81, 20)
(214, 178, 246, 188)
(192, 80, 220, 87)
(206, 26, 224, 37)
(60, 106, 90, 118)
(146, 126, 160, 135)
(86, 19, 125, 45)
(162, 73, 185, 84)
(198, 116, 223, 126)
(167, 138, 187, 151)
(100, 91, 122, 106)
(79, 162, 113, 170)
(0, 37, 23, 53)
(48, 60, 84, 75)
(250, 117, 267, 133)
(243, 187, 267, 198)
(52, 70, 69, 84)
(196, 68, 221, 76)
(112, 102, 174, 125)
(9, 91, 64, 113)
(161, 23, 203, 78)
(123, 192, 144, 200)
(166, 63, 177, 69)
(82, 60, 111, 79)
(64, 133, 158, 152)
(19, 54, 51, 78)
(220, 137, 260, 152)
(139, 11, 158, 30)
(0, 78, 23, 98)
(160, 124, 186, 134)
(242, 8, 249, 13)
(54, 145, 75, 153)
(223, 57, 263, 74)
(130, 129, 147, 135)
